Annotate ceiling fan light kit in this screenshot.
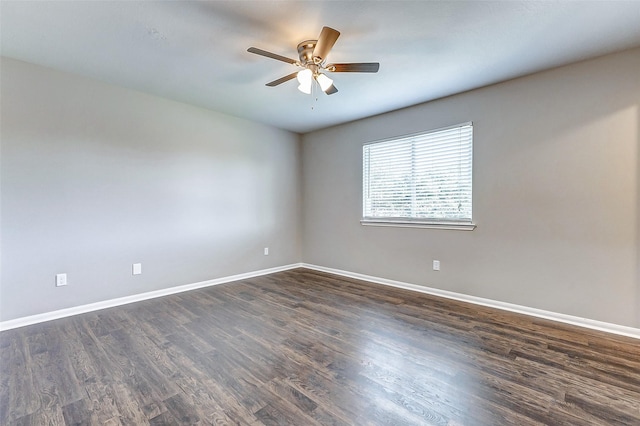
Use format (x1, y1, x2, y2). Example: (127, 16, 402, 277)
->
(248, 26, 380, 96)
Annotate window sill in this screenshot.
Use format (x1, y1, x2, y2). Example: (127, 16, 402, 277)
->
(360, 219, 476, 231)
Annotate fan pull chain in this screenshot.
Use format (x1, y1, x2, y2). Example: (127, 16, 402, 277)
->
(310, 78, 317, 110)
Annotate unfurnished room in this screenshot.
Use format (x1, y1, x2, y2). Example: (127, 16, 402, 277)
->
(1, 1, 640, 425)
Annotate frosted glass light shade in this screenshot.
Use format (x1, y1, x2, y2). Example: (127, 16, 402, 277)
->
(297, 69, 312, 94)
(316, 73, 334, 92)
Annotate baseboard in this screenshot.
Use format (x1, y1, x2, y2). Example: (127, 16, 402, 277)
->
(5, 262, 638, 340)
(0, 263, 304, 331)
(301, 263, 640, 340)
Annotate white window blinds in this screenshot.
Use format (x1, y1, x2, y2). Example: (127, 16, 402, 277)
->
(363, 122, 473, 224)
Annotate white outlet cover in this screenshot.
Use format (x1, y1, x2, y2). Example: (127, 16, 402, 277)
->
(132, 263, 142, 275)
(56, 273, 67, 287)
(264, 247, 269, 255)
(433, 260, 440, 271)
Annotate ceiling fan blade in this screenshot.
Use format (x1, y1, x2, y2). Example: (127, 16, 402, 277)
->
(325, 84, 338, 95)
(265, 72, 298, 87)
(247, 47, 297, 64)
(327, 63, 380, 73)
(313, 26, 340, 62)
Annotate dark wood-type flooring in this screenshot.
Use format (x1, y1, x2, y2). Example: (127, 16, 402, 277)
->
(2, 268, 640, 425)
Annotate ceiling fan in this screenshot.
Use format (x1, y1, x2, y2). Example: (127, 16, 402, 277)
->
(247, 26, 380, 95)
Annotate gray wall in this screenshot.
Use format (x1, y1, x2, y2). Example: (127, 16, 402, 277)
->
(3, 49, 640, 329)
(1, 58, 302, 321)
(302, 48, 640, 328)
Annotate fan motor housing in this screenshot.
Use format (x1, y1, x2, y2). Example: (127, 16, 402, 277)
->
(297, 40, 318, 65)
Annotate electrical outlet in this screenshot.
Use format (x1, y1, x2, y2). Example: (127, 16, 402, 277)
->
(56, 273, 67, 287)
(433, 260, 440, 271)
(264, 247, 269, 256)
(132, 263, 142, 275)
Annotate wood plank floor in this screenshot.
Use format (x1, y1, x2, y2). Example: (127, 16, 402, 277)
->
(2, 268, 640, 425)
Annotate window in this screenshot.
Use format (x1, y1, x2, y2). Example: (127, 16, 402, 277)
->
(362, 122, 475, 230)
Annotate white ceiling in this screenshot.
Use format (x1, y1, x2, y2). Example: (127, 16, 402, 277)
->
(2, 1, 640, 133)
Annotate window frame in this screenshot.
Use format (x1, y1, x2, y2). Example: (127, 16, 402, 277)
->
(361, 122, 476, 231)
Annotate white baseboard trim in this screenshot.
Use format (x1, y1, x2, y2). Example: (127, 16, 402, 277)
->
(0, 263, 303, 331)
(5, 262, 638, 340)
(301, 263, 640, 340)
